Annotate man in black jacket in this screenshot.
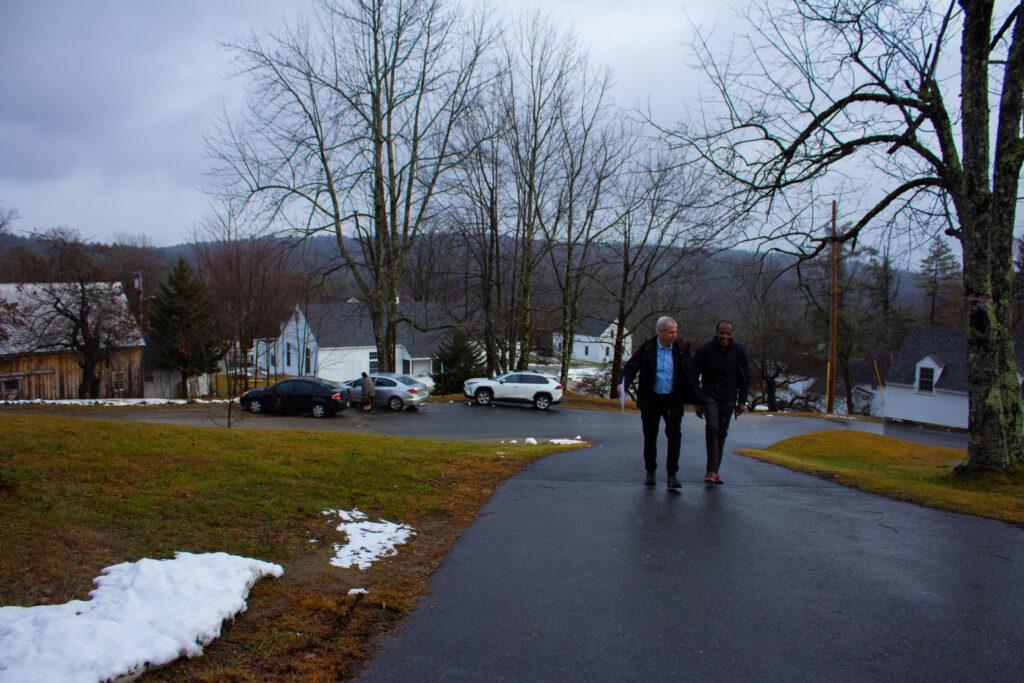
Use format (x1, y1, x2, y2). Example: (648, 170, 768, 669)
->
(693, 320, 750, 485)
(621, 316, 705, 488)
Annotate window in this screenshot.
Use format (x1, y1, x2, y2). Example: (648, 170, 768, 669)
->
(111, 371, 126, 393)
(374, 377, 397, 388)
(2, 379, 19, 400)
(605, 347, 610, 358)
(369, 351, 379, 373)
(305, 348, 312, 374)
(918, 367, 934, 393)
(584, 345, 589, 356)
(286, 343, 293, 368)
(403, 359, 411, 373)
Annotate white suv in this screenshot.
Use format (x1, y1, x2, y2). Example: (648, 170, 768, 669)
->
(464, 372, 564, 410)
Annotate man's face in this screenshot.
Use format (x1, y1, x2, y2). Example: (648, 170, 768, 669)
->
(715, 323, 733, 347)
(658, 323, 678, 347)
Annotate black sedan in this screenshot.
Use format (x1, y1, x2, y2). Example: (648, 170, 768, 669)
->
(240, 378, 350, 418)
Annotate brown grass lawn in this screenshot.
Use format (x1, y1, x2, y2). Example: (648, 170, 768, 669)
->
(0, 414, 585, 681)
(740, 430, 1024, 526)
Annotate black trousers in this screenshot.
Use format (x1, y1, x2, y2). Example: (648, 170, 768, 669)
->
(703, 399, 736, 473)
(640, 393, 683, 475)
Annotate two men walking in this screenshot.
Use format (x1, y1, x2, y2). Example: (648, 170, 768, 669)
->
(622, 318, 749, 488)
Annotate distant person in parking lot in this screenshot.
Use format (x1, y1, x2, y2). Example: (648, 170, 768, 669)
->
(620, 316, 705, 488)
(361, 371, 375, 411)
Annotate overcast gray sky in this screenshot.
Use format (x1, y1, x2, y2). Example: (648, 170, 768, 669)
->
(0, 0, 733, 246)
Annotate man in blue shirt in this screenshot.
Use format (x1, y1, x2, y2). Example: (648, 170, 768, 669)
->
(621, 317, 705, 488)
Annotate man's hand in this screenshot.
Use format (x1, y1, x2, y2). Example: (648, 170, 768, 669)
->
(695, 404, 703, 419)
(735, 403, 746, 417)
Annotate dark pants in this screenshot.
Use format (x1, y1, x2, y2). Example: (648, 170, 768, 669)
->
(641, 394, 683, 475)
(703, 400, 735, 473)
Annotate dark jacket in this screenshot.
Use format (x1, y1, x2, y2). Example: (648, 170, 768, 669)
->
(693, 339, 750, 405)
(621, 336, 705, 410)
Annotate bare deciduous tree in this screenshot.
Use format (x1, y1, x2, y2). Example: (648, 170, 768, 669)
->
(192, 203, 301, 393)
(17, 230, 141, 398)
(212, 0, 490, 372)
(501, 11, 580, 369)
(672, 0, 1024, 471)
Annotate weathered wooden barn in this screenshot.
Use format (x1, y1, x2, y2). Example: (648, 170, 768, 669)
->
(0, 283, 145, 400)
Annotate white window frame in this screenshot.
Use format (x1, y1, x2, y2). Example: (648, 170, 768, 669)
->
(917, 366, 935, 393)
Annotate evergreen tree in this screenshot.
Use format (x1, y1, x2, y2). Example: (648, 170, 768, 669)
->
(918, 238, 962, 327)
(433, 327, 485, 395)
(149, 259, 224, 397)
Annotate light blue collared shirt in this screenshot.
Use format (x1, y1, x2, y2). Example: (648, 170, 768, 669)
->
(654, 342, 674, 394)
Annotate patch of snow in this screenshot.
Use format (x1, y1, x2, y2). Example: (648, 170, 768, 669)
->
(509, 440, 517, 444)
(0, 552, 282, 683)
(322, 509, 415, 570)
(525, 437, 538, 445)
(347, 588, 368, 596)
(566, 367, 602, 380)
(549, 438, 585, 445)
(0, 398, 235, 407)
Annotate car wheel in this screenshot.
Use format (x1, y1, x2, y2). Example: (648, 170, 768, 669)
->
(475, 388, 493, 406)
(311, 402, 327, 418)
(388, 396, 404, 411)
(249, 399, 263, 414)
(534, 393, 552, 411)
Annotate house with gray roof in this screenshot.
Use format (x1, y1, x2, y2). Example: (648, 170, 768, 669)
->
(551, 318, 630, 364)
(882, 327, 1024, 428)
(311, 299, 449, 384)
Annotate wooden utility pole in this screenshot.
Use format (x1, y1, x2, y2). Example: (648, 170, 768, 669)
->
(826, 200, 838, 414)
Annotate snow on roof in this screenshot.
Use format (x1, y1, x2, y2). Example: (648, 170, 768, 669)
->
(0, 282, 144, 357)
(0, 552, 282, 682)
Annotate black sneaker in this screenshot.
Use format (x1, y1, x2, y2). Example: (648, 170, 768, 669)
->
(644, 471, 656, 486)
(667, 475, 681, 489)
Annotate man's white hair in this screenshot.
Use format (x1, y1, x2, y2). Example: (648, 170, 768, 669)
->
(656, 316, 677, 333)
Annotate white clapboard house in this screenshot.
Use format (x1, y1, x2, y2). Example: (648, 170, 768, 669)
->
(312, 299, 447, 384)
(552, 318, 630, 363)
(883, 327, 1024, 429)
(247, 305, 319, 378)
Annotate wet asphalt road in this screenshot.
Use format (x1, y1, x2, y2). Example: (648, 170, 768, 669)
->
(350, 404, 1019, 682)
(7, 402, 1020, 681)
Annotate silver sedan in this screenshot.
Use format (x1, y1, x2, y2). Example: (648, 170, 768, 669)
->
(344, 373, 430, 411)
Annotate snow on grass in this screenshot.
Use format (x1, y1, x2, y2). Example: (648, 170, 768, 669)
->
(0, 398, 235, 407)
(0, 552, 282, 683)
(549, 437, 586, 444)
(347, 588, 368, 596)
(322, 509, 415, 570)
(525, 437, 538, 445)
(566, 367, 603, 380)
